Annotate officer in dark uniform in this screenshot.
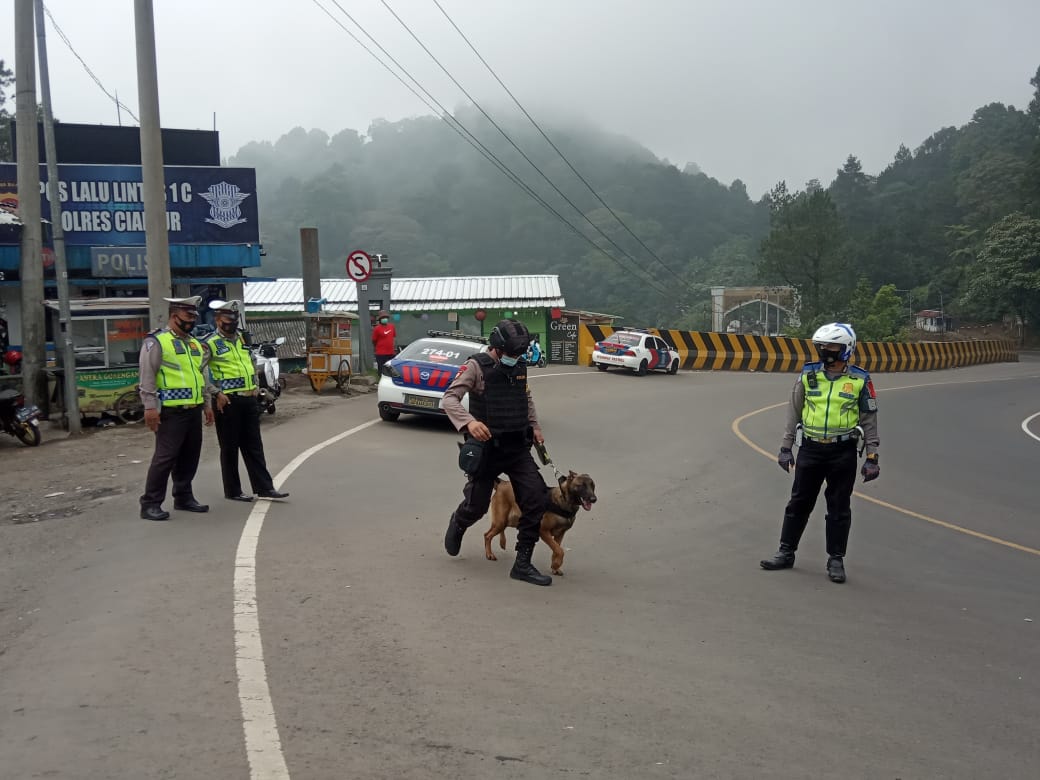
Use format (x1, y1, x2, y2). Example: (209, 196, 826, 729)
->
(138, 297, 214, 521)
(760, 322, 880, 583)
(201, 300, 288, 502)
(441, 319, 552, 586)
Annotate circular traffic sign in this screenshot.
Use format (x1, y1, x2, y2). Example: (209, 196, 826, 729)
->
(346, 250, 373, 282)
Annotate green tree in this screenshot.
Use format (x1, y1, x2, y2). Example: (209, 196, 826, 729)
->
(0, 58, 14, 162)
(759, 182, 849, 326)
(847, 278, 908, 341)
(962, 212, 1040, 331)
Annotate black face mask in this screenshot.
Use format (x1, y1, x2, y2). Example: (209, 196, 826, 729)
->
(818, 349, 842, 366)
(217, 317, 238, 336)
(171, 314, 197, 334)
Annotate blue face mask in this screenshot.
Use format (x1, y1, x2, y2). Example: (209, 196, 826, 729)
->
(379, 318, 389, 325)
(500, 354, 519, 367)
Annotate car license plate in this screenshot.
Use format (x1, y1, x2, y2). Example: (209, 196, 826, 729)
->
(404, 394, 439, 410)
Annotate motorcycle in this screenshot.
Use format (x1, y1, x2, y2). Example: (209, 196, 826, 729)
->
(525, 339, 547, 368)
(251, 336, 286, 415)
(0, 388, 42, 446)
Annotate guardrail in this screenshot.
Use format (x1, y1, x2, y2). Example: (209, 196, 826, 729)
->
(579, 326, 1018, 372)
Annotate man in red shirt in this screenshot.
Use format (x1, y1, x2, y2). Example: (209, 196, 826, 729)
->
(372, 310, 397, 373)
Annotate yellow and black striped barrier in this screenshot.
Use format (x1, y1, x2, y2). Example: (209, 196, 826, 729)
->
(579, 326, 1017, 372)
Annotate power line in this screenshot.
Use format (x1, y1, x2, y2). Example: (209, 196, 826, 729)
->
(41, 2, 139, 124)
(430, 0, 693, 291)
(377, 0, 681, 297)
(313, 0, 682, 303)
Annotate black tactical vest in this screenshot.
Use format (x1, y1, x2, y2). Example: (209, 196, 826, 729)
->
(468, 353, 529, 435)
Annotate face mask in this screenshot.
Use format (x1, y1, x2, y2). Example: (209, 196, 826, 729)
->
(819, 349, 842, 366)
(380, 318, 389, 325)
(172, 314, 197, 334)
(500, 354, 519, 367)
(218, 317, 238, 336)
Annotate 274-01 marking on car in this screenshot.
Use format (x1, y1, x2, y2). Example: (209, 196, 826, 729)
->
(419, 348, 461, 362)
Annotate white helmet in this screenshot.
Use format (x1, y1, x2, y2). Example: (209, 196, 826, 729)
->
(811, 322, 856, 361)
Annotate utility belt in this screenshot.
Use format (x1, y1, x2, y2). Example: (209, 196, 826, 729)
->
(225, 389, 258, 399)
(802, 432, 857, 444)
(161, 403, 202, 413)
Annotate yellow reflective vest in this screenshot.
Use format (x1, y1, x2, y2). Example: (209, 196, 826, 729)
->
(800, 363, 871, 439)
(154, 330, 205, 406)
(202, 332, 257, 394)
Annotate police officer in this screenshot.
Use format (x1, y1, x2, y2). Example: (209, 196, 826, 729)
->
(760, 322, 880, 583)
(441, 319, 552, 586)
(201, 300, 289, 502)
(138, 297, 214, 521)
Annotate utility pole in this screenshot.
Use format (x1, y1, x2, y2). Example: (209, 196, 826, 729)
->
(35, 0, 81, 434)
(134, 0, 171, 329)
(15, 0, 45, 409)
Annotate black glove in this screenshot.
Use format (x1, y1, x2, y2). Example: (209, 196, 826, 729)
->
(778, 447, 794, 472)
(861, 456, 880, 482)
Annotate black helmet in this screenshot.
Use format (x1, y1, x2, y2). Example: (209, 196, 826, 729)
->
(488, 319, 531, 356)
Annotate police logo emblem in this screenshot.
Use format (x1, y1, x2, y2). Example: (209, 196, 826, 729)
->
(200, 181, 251, 229)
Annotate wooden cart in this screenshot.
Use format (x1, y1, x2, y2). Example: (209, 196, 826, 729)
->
(305, 313, 354, 393)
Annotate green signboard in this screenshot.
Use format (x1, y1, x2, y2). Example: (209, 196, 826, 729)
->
(76, 368, 138, 413)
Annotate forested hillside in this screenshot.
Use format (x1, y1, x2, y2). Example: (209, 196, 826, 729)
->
(232, 66, 1040, 334)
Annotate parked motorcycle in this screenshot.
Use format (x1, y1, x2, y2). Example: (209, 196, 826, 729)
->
(525, 338, 547, 368)
(251, 336, 286, 415)
(0, 388, 42, 446)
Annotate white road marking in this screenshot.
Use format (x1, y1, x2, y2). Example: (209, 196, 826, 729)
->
(1021, 411, 1040, 444)
(235, 419, 380, 780)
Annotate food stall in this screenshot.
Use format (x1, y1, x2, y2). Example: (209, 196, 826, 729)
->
(44, 297, 149, 422)
(304, 311, 356, 393)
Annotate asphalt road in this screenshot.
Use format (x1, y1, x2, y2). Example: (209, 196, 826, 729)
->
(1, 358, 1038, 779)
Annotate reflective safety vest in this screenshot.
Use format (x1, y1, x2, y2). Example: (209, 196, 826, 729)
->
(154, 330, 205, 406)
(202, 332, 257, 394)
(800, 362, 869, 439)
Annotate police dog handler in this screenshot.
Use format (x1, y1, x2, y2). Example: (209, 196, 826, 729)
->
(202, 300, 288, 503)
(138, 296, 213, 521)
(760, 322, 880, 583)
(441, 319, 552, 586)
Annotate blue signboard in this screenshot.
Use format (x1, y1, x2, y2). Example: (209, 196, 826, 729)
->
(0, 163, 260, 246)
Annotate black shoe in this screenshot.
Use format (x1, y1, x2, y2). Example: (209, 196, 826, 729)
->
(226, 493, 254, 502)
(173, 499, 209, 513)
(257, 489, 289, 499)
(760, 544, 796, 570)
(510, 543, 552, 586)
(141, 506, 170, 521)
(827, 556, 846, 583)
(444, 512, 467, 556)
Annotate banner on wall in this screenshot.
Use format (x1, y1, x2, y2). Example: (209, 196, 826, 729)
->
(0, 163, 259, 246)
(549, 313, 580, 364)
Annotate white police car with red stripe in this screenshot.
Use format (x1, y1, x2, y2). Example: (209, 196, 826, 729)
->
(377, 331, 488, 422)
(592, 327, 680, 375)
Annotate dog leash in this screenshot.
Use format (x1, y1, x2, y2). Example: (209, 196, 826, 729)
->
(534, 440, 565, 481)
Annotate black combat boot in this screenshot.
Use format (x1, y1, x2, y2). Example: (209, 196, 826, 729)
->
(827, 556, 846, 583)
(444, 512, 468, 556)
(510, 544, 552, 586)
(760, 543, 796, 570)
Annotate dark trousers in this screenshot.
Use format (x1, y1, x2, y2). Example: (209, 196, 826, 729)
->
(140, 406, 203, 508)
(375, 353, 394, 373)
(453, 437, 547, 548)
(780, 440, 858, 557)
(215, 394, 275, 496)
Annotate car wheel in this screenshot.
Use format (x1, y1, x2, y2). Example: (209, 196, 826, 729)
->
(379, 405, 400, 422)
(596, 362, 608, 371)
(636, 359, 648, 376)
(668, 359, 679, 374)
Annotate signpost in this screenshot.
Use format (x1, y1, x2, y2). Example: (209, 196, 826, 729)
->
(346, 250, 373, 283)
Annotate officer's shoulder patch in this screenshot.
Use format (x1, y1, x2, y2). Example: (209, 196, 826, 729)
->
(144, 339, 156, 352)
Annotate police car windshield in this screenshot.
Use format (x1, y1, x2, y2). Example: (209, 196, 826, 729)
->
(396, 339, 471, 366)
(605, 332, 641, 346)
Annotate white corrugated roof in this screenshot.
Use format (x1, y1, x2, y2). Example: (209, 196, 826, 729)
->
(245, 275, 565, 312)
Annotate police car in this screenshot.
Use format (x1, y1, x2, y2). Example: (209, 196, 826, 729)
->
(377, 331, 488, 422)
(591, 327, 681, 375)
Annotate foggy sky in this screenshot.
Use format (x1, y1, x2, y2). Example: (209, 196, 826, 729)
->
(3, 0, 1039, 197)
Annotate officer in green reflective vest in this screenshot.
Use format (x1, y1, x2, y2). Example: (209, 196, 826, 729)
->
(202, 300, 288, 503)
(760, 322, 880, 583)
(138, 296, 214, 521)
